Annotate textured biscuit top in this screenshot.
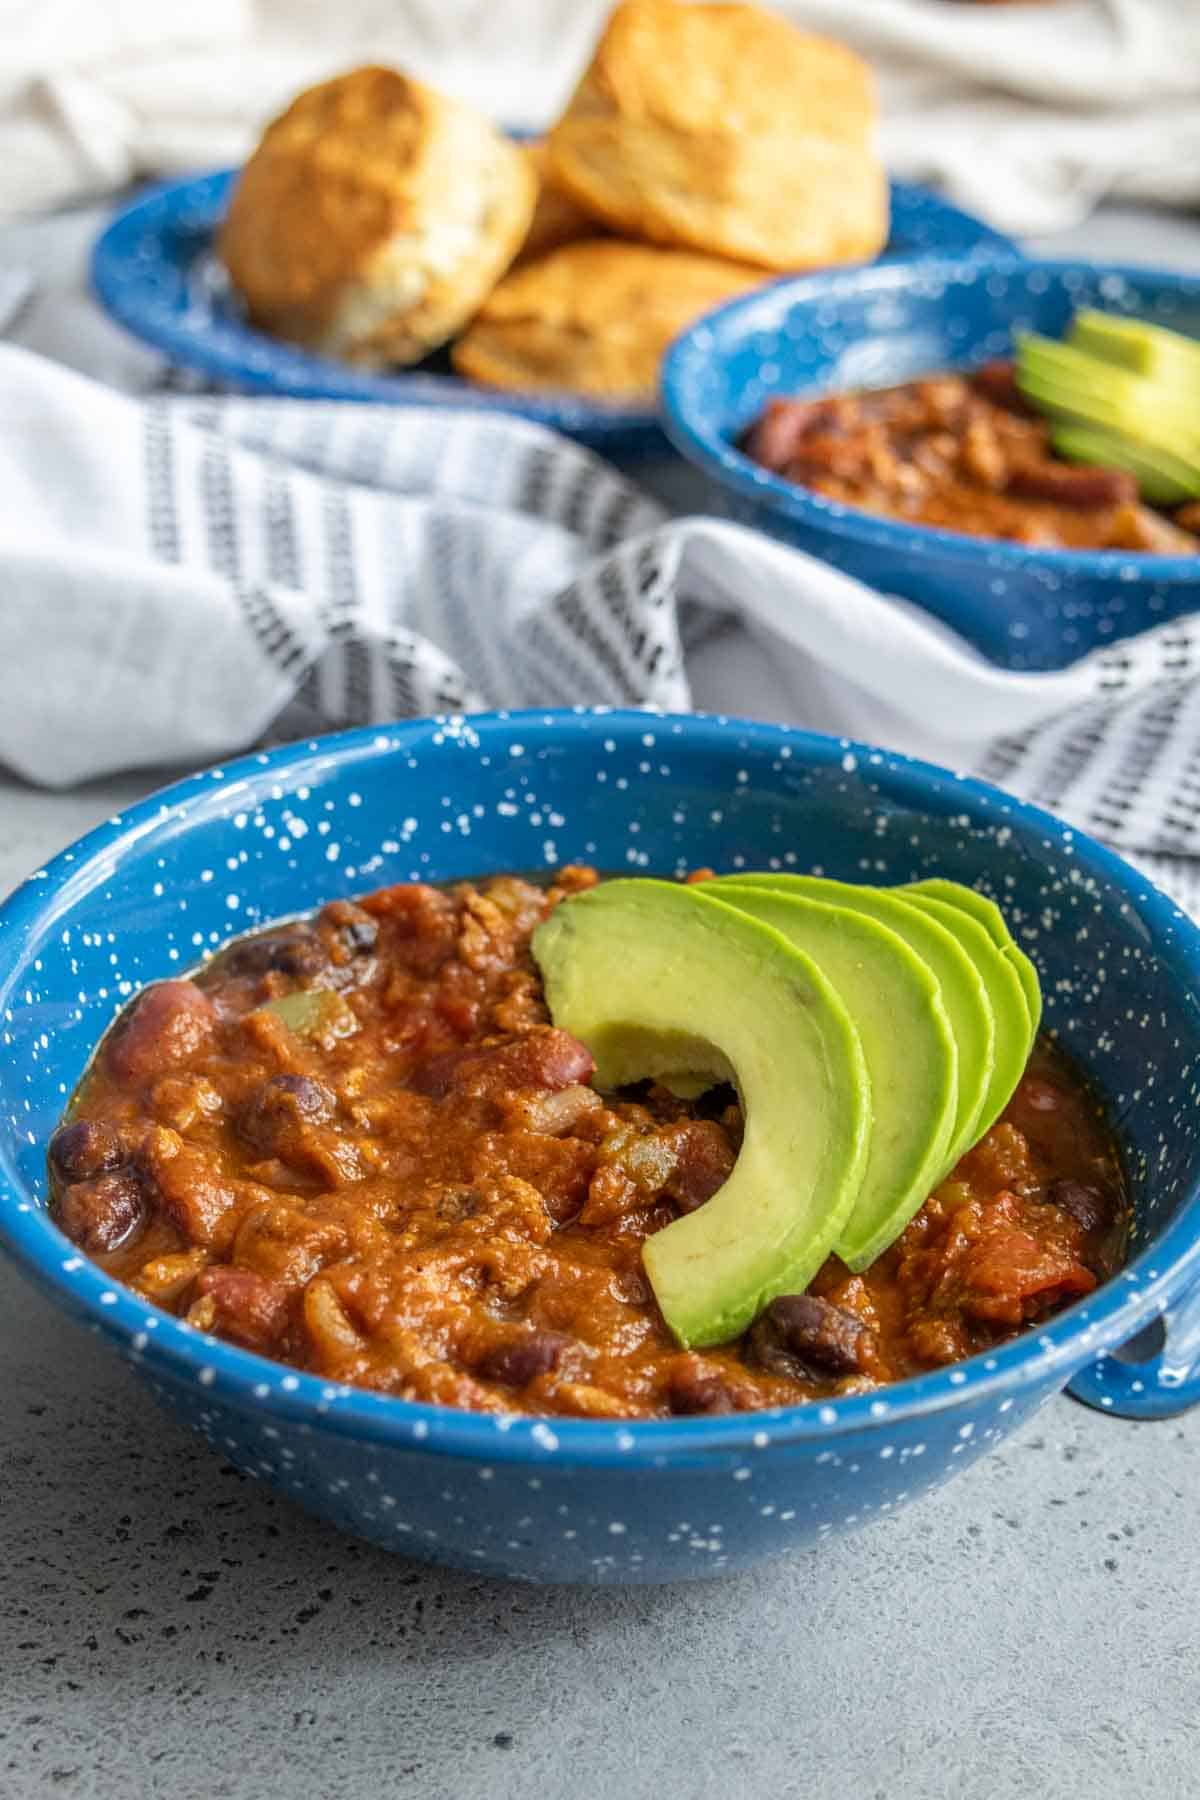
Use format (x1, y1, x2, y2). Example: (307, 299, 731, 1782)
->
(576, 2, 876, 147)
(218, 65, 527, 348)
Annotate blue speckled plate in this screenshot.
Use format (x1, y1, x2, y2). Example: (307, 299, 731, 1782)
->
(662, 256, 1200, 668)
(91, 167, 1015, 452)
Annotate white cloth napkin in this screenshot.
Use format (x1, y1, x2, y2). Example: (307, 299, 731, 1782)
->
(4, 342, 1200, 907)
(2, 0, 1198, 235)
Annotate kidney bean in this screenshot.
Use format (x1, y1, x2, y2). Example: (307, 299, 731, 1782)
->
(1046, 1178, 1114, 1235)
(747, 1294, 871, 1378)
(412, 1027, 595, 1100)
(970, 359, 1032, 414)
(663, 1119, 737, 1213)
(476, 1331, 569, 1387)
(54, 1169, 146, 1254)
(48, 1118, 125, 1184)
(106, 982, 218, 1087)
(192, 1266, 290, 1351)
(1006, 461, 1136, 510)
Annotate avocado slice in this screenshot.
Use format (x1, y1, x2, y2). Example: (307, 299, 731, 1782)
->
(531, 878, 872, 1347)
(1049, 423, 1198, 508)
(898, 893, 1030, 1137)
(1069, 310, 1200, 395)
(705, 873, 995, 1172)
(711, 884, 958, 1271)
(1016, 335, 1200, 467)
(902, 878, 1042, 1039)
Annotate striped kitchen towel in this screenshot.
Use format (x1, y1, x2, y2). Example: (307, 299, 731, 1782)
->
(3, 343, 1200, 907)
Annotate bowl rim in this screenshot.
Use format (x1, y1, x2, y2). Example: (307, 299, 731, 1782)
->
(660, 254, 1200, 583)
(2, 707, 1199, 1467)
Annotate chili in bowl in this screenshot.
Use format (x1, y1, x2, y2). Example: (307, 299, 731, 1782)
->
(1, 710, 1199, 1584)
(660, 257, 1200, 672)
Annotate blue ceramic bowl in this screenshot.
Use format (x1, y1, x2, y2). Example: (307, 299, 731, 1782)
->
(661, 257, 1200, 671)
(90, 169, 1013, 455)
(1, 710, 1199, 1586)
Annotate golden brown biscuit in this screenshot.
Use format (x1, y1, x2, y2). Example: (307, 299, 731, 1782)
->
(546, 2, 888, 272)
(218, 66, 536, 367)
(451, 238, 764, 402)
(515, 141, 599, 265)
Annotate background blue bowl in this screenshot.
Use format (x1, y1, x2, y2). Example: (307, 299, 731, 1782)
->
(1, 710, 1199, 1584)
(661, 258, 1200, 670)
(91, 169, 1014, 455)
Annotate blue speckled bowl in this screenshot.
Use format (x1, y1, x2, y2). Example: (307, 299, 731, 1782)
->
(1, 710, 1199, 1586)
(90, 169, 1013, 454)
(661, 258, 1200, 671)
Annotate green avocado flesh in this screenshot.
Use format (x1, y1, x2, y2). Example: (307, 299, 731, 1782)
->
(710, 885, 958, 1271)
(902, 877, 1042, 1039)
(899, 893, 1031, 1138)
(1016, 326, 1200, 501)
(1070, 310, 1200, 393)
(531, 879, 872, 1348)
(1049, 425, 1197, 509)
(707, 873, 995, 1171)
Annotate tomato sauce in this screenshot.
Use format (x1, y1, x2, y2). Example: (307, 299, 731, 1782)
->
(48, 869, 1128, 1419)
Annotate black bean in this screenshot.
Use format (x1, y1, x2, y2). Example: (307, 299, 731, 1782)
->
(48, 1119, 125, 1184)
(747, 1294, 870, 1379)
(54, 1169, 146, 1254)
(238, 1073, 336, 1155)
(222, 928, 327, 980)
(477, 1332, 569, 1387)
(1046, 1178, 1113, 1235)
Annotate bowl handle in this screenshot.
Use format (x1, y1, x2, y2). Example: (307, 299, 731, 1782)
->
(1068, 1270, 1200, 1419)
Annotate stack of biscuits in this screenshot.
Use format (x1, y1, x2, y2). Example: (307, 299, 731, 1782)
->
(218, 1, 888, 405)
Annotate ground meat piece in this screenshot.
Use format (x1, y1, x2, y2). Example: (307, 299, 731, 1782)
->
(317, 900, 379, 964)
(411, 1027, 595, 1100)
(137, 1127, 242, 1249)
(48, 1118, 125, 1183)
(106, 982, 217, 1087)
(232, 1203, 347, 1287)
(191, 1266, 290, 1351)
(747, 1294, 872, 1378)
(363, 882, 459, 974)
(475, 1329, 570, 1387)
(54, 1168, 146, 1253)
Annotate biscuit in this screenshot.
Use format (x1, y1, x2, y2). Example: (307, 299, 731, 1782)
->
(516, 141, 598, 265)
(546, 2, 888, 272)
(451, 238, 763, 402)
(218, 66, 536, 367)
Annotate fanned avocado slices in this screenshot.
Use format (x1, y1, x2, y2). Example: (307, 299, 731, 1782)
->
(707, 872, 996, 1171)
(532, 878, 871, 1349)
(535, 871, 1043, 1346)
(1070, 310, 1200, 395)
(709, 884, 958, 1272)
(902, 877, 1042, 1039)
(898, 893, 1031, 1139)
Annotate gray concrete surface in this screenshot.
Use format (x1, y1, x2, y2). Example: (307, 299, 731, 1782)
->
(3, 202, 1200, 1799)
(2, 769, 1199, 1800)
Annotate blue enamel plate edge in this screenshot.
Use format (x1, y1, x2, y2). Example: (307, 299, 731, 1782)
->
(1, 707, 1199, 1469)
(89, 167, 1016, 451)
